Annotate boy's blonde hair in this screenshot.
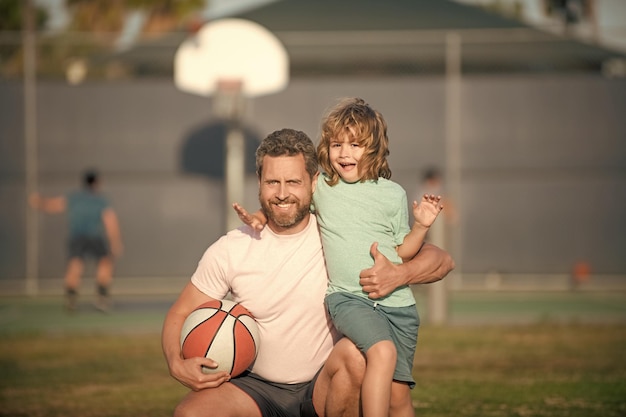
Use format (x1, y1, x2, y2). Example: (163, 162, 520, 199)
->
(318, 97, 391, 186)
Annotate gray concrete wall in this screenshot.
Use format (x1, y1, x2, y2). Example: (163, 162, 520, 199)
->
(1, 74, 624, 286)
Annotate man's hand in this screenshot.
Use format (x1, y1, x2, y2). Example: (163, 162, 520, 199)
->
(162, 284, 233, 392)
(359, 242, 408, 299)
(28, 193, 66, 213)
(359, 242, 454, 299)
(28, 192, 41, 209)
(169, 356, 231, 392)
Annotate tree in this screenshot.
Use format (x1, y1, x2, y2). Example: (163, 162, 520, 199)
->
(0, 0, 46, 31)
(66, 0, 205, 33)
(0, 0, 205, 79)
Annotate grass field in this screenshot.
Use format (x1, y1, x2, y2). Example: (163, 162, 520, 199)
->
(1, 292, 625, 417)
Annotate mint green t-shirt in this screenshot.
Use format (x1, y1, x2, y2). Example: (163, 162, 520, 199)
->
(314, 174, 415, 307)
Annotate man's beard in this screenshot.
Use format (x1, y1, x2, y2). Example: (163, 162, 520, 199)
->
(260, 197, 310, 229)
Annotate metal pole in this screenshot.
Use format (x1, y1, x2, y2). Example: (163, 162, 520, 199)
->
(215, 81, 246, 232)
(24, 0, 39, 296)
(226, 124, 245, 231)
(428, 31, 462, 325)
(445, 31, 462, 275)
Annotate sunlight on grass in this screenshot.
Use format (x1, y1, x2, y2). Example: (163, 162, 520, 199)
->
(0, 334, 187, 417)
(412, 324, 626, 417)
(1, 311, 624, 416)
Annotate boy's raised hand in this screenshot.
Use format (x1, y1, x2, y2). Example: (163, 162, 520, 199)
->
(413, 194, 443, 228)
(232, 203, 267, 232)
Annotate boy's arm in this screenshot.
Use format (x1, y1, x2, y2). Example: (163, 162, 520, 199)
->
(232, 203, 267, 231)
(396, 222, 429, 262)
(396, 194, 443, 262)
(360, 242, 454, 299)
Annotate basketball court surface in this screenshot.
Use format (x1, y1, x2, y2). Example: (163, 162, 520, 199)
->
(1, 291, 625, 336)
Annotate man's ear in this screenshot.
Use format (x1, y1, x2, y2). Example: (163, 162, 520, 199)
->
(311, 171, 319, 194)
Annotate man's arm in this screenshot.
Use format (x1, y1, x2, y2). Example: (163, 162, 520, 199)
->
(162, 282, 231, 391)
(102, 208, 123, 258)
(28, 193, 66, 213)
(359, 242, 454, 299)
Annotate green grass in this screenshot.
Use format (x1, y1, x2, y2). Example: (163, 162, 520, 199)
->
(0, 293, 625, 416)
(412, 324, 626, 417)
(0, 333, 188, 417)
(0, 324, 624, 417)
(443, 291, 626, 324)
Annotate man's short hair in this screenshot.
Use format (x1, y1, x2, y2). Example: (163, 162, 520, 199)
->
(83, 169, 99, 189)
(256, 129, 319, 179)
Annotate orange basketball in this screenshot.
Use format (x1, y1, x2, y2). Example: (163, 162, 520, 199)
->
(180, 299, 260, 377)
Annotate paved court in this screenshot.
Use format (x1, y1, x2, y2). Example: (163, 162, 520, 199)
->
(1, 290, 625, 336)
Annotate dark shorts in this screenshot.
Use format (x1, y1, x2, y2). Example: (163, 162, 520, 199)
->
(68, 235, 110, 260)
(230, 370, 320, 417)
(325, 292, 419, 388)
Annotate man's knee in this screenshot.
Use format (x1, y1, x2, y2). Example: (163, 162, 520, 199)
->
(173, 401, 192, 417)
(314, 338, 366, 417)
(173, 393, 204, 417)
(334, 338, 366, 383)
(173, 397, 213, 417)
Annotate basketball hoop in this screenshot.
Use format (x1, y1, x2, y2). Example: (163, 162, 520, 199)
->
(173, 18, 289, 232)
(214, 79, 245, 121)
(174, 18, 289, 98)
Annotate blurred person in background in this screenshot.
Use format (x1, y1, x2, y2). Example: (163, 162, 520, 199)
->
(29, 169, 123, 312)
(416, 167, 458, 237)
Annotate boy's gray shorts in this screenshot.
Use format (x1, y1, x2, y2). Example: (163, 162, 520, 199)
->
(325, 291, 420, 388)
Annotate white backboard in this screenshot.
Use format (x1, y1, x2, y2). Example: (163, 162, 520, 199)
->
(174, 18, 289, 98)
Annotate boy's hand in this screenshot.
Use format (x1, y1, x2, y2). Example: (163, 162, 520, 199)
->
(232, 203, 266, 231)
(413, 194, 443, 229)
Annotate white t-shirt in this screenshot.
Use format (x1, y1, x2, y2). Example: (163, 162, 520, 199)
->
(191, 215, 338, 384)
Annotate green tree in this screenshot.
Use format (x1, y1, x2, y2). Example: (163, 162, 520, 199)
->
(66, 0, 205, 32)
(1, 0, 205, 79)
(0, 0, 47, 77)
(0, 0, 47, 31)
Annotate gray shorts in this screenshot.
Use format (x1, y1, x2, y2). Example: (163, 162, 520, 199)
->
(325, 292, 419, 388)
(68, 235, 109, 260)
(230, 370, 319, 417)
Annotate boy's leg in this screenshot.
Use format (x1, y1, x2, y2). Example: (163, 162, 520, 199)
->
(312, 337, 365, 417)
(362, 340, 396, 417)
(389, 381, 414, 417)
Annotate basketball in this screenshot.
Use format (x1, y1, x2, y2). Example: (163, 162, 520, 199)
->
(180, 299, 260, 377)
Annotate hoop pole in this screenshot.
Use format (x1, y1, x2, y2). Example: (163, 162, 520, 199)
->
(215, 80, 246, 232)
(24, 0, 39, 296)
